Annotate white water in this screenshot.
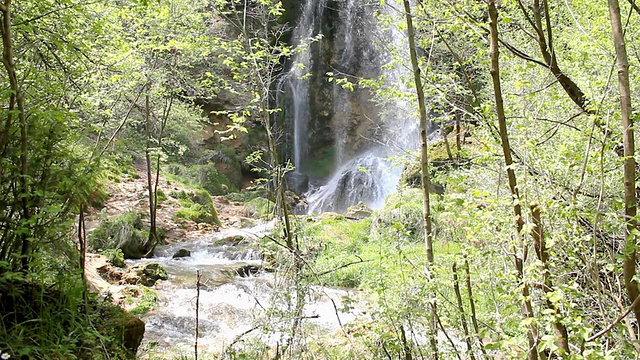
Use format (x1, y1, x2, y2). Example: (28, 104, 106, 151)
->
(136, 222, 368, 358)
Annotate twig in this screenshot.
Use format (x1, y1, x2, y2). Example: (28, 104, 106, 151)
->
(195, 270, 201, 360)
(435, 310, 463, 360)
(464, 255, 488, 359)
(313, 258, 371, 277)
(453, 263, 476, 360)
(586, 294, 640, 342)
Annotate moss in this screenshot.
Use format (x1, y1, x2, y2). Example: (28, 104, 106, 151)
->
(99, 248, 126, 268)
(173, 204, 221, 226)
(225, 188, 269, 203)
(165, 162, 238, 196)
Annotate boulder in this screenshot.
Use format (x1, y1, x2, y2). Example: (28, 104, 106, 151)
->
(346, 202, 373, 220)
(124, 262, 168, 287)
(123, 313, 145, 354)
(172, 248, 191, 258)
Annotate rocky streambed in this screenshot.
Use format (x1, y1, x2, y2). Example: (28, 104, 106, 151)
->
(134, 221, 369, 358)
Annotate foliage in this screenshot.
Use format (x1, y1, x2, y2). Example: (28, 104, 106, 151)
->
(370, 188, 425, 243)
(100, 248, 126, 268)
(0, 273, 133, 359)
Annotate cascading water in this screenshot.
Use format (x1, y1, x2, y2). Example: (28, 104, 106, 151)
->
(282, 0, 421, 214)
(136, 222, 366, 356)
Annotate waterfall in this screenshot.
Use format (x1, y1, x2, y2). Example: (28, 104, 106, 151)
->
(283, 0, 420, 214)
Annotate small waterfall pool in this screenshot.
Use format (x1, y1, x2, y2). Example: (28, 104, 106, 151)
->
(135, 222, 368, 358)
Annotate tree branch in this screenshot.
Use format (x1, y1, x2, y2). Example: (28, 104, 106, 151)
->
(586, 294, 640, 342)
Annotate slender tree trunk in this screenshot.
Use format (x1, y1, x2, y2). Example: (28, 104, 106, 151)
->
(488, 2, 539, 359)
(151, 96, 172, 249)
(1, 0, 31, 270)
(0, 0, 14, 179)
(403, 1, 437, 358)
(453, 263, 476, 360)
(608, 0, 640, 324)
(455, 111, 462, 161)
(144, 93, 157, 247)
(530, 205, 570, 354)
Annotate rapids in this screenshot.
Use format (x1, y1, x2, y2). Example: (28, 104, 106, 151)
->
(135, 222, 367, 357)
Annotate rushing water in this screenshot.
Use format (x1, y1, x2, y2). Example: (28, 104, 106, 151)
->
(135, 222, 368, 357)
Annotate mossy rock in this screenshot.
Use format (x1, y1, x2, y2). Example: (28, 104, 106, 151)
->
(126, 263, 168, 287)
(173, 204, 221, 226)
(318, 212, 345, 221)
(213, 235, 245, 246)
(88, 211, 153, 259)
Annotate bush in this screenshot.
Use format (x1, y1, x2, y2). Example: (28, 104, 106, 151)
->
(100, 248, 126, 268)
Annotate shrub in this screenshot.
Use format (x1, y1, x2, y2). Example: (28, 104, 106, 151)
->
(100, 248, 126, 268)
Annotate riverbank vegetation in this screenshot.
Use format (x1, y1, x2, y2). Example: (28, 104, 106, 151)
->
(1, 0, 640, 359)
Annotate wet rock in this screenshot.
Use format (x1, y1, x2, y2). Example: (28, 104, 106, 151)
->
(232, 264, 261, 277)
(124, 262, 168, 287)
(345, 202, 373, 220)
(172, 248, 191, 258)
(239, 217, 257, 228)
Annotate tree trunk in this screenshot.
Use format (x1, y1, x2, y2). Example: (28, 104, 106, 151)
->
(403, 1, 438, 358)
(145, 93, 157, 247)
(608, 0, 640, 324)
(488, 2, 539, 359)
(530, 205, 569, 354)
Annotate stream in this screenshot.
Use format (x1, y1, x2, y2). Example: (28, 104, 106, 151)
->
(133, 221, 368, 358)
